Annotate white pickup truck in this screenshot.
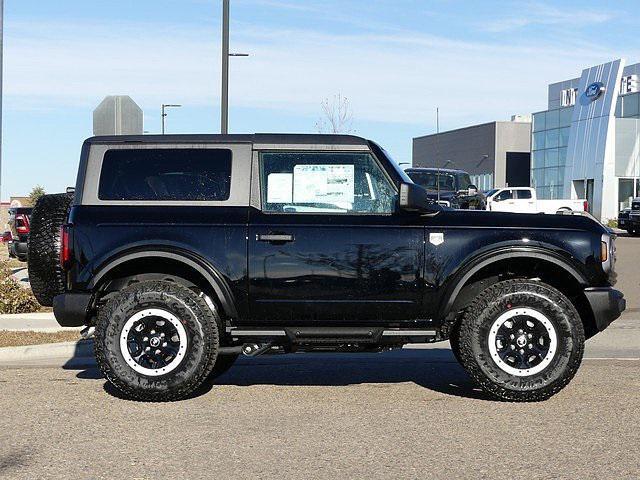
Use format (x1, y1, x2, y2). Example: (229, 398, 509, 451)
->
(485, 187, 588, 214)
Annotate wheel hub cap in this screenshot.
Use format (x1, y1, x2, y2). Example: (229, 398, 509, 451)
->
(119, 309, 188, 377)
(488, 307, 558, 377)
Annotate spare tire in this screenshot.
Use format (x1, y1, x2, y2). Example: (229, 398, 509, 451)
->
(28, 193, 74, 306)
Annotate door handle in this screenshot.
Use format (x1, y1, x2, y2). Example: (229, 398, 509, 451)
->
(257, 233, 295, 243)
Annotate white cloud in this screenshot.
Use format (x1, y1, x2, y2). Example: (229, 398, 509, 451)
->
(482, 1, 614, 33)
(3, 16, 633, 129)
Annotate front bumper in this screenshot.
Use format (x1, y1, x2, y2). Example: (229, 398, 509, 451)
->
(53, 293, 92, 327)
(620, 213, 640, 229)
(583, 287, 625, 331)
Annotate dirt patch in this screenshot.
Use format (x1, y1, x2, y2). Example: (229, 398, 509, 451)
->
(0, 330, 80, 348)
(0, 249, 24, 270)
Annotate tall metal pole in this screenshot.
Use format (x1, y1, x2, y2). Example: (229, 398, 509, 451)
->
(161, 104, 166, 134)
(161, 104, 181, 135)
(221, 0, 229, 134)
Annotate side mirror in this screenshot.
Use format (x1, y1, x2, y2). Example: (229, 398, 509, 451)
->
(400, 183, 440, 213)
(467, 184, 478, 196)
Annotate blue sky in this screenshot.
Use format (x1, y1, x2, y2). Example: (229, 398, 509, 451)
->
(2, 0, 640, 198)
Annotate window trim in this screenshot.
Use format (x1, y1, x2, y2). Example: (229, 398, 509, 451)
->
(81, 143, 252, 206)
(256, 149, 399, 216)
(97, 148, 233, 202)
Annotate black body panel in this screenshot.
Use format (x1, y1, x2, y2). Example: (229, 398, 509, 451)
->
(68, 205, 250, 318)
(248, 208, 425, 325)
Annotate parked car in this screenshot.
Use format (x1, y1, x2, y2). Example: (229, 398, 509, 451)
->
(617, 207, 632, 233)
(28, 134, 624, 402)
(485, 187, 588, 214)
(404, 167, 486, 209)
(6, 207, 32, 262)
(618, 198, 640, 234)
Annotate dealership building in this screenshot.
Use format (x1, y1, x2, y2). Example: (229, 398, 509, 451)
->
(532, 59, 640, 221)
(413, 58, 640, 221)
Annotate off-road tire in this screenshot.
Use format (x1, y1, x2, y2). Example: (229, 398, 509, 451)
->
(458, 279, 585, 402)
(449, 321, 462, 364)
(95, 280, 219, 401)
(27, 193, 74, 306)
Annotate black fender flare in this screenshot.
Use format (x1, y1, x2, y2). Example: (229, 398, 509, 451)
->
(88, 249, 238, 318)
(439, 247, 589, 319)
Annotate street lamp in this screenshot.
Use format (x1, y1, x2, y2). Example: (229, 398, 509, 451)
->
(161, 104, 182, 134)
(221, 0, 248, 134)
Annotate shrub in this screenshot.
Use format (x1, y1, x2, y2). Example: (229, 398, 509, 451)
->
(0, 261, 41, 314)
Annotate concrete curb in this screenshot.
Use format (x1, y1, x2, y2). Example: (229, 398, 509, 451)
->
(0, 339, 95, 368)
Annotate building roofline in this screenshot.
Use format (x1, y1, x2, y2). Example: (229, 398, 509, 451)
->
(412, 121, 497, 141)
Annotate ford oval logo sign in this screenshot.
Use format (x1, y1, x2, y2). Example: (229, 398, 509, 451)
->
(585, 81, 605, 101)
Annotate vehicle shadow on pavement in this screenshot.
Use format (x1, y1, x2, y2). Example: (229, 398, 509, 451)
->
(73, 348, 494, 401)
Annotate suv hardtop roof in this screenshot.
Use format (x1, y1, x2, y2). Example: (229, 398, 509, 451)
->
(84, 133, 371, 146)
(405, 167, 468, 175)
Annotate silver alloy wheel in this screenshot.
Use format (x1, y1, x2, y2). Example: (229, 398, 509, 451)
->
(119, 308, 188, 376)
(488, 307, 558, 377)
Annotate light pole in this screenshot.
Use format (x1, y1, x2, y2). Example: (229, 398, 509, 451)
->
(220, 0, 248, 134)
(161, 104, 181, 134)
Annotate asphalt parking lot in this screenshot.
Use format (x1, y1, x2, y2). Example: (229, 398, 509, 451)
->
(1, 237, 639, 479)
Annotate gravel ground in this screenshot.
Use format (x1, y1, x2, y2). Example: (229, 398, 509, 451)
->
(0, 356, 638, 479)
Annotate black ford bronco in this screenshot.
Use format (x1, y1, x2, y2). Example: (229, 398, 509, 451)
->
(28, 134, 625, 402)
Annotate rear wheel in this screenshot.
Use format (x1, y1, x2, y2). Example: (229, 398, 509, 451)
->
(458, 279, 584, 402)
(95, 280, 219, 401)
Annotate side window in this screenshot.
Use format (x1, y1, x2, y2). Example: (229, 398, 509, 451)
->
(495, 189, 512, 201)
(260, 152, 397, 214)
(516, 189, 532, 199)
(98, 149, 232, 201)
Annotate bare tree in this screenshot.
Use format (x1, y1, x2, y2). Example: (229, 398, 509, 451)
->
(315, 94, 354, 134)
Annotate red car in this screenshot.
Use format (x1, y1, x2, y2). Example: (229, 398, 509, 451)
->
(6, 207, 32, 262)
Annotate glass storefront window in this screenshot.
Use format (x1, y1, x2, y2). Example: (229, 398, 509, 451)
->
(559, 107, 573, 127)
(545, 129, 559, 149)
(533, 131, 546, 150)
(622, 93, 640, 118)
(550, 185, 563, 199)
(619, 178, 634, 210)
(533, 112, 546, 132)
(546, 109, 560, 130)
(559, 127, 570, 147)
(558, 147, 567, 165)
(546, 149, 559, 167)
(532, 150, 545, 169)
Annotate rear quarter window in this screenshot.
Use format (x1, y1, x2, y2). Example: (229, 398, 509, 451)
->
(98, 149, 232, 201)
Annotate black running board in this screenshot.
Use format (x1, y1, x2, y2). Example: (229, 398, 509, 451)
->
(227, 327, 438, 344)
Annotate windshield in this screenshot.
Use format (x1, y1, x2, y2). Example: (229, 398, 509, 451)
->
(407, 171, 456, 191)
(458, 173, 472, 190)
(485, 189, 499, 197)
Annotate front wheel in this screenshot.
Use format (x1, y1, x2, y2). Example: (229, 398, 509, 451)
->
(458, 279, 584, 402)
(95, 280, 220, 401)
